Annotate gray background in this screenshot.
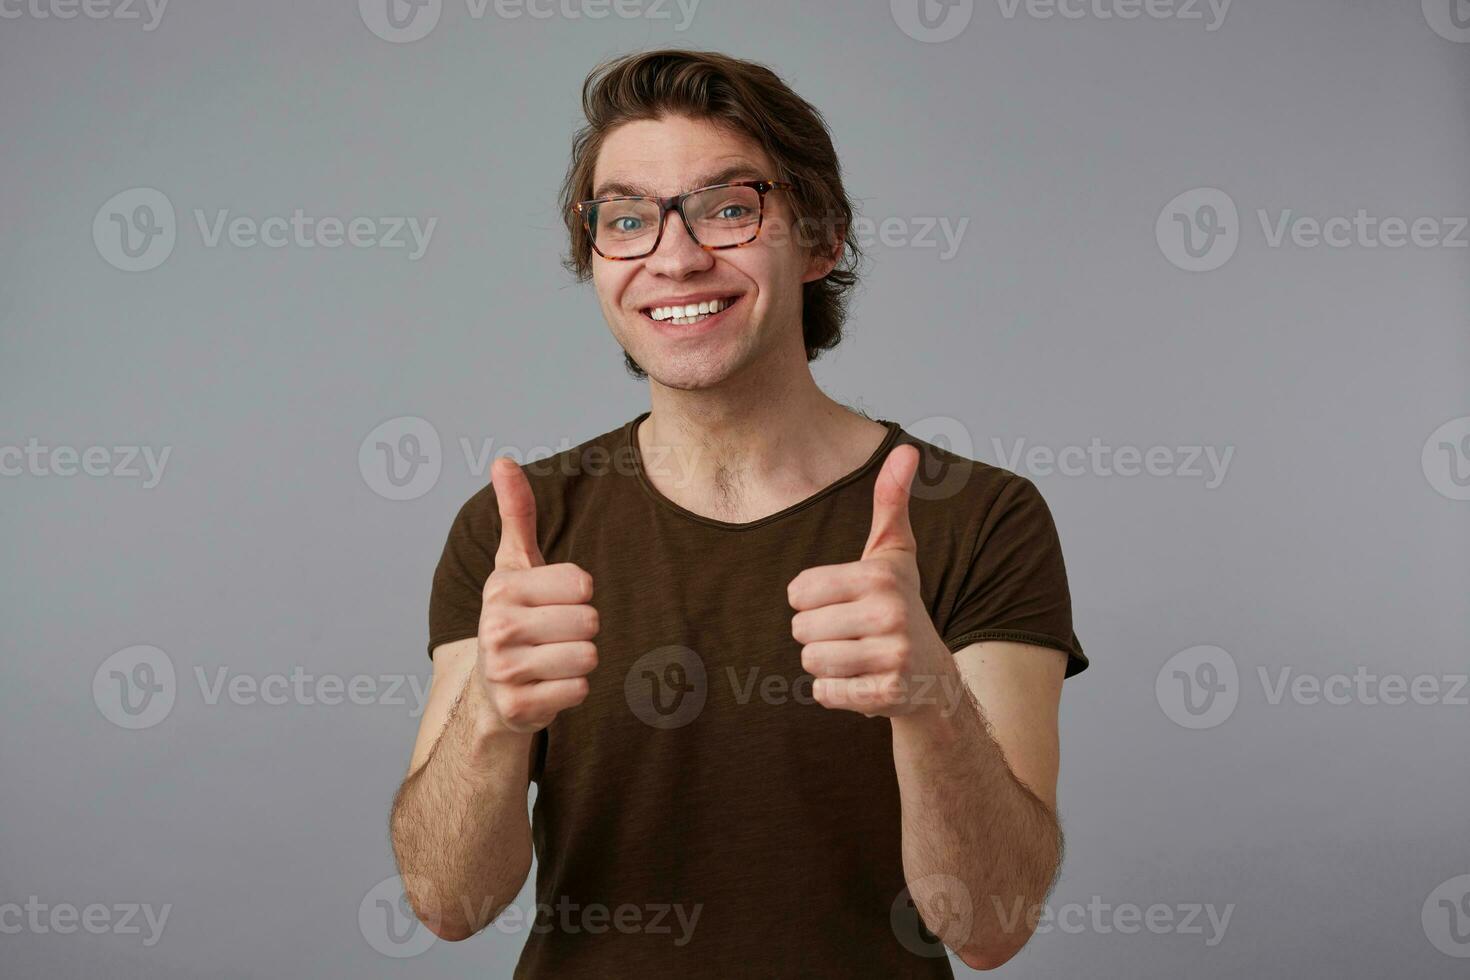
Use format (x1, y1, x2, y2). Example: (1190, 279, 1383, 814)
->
(2, 0, 1467, 976)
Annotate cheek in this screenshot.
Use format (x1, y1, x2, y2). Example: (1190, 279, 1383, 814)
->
(591, 262, 627, 309)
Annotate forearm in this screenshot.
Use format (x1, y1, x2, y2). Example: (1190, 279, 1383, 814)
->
(890, 677, 1062, 970)
(389, 676, 535, 941)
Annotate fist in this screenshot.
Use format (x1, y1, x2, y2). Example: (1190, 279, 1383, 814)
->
(787, 444, 956, 718)
(475, 457, 600, 734)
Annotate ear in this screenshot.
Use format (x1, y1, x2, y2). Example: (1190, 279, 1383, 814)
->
(801, 226, 845, 284)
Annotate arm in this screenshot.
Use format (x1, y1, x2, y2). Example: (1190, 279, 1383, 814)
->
(389, 457, 600, 941)
(890, 640, 1067, 970)
(787, 445, 1076, 970)
(388, 637, 536, 941)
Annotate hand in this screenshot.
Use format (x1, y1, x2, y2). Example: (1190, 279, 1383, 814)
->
(474, 457, 600, 735)
(786, 444, 957, 719)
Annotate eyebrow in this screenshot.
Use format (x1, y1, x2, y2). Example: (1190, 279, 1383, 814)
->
(590, 163, 770, 200)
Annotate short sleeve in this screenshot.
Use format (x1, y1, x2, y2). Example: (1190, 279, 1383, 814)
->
(426, 488, 500, 660)
(941, 475, 1088, 678)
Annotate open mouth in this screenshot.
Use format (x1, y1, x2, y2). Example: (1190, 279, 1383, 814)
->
(640, 295, 740, 326)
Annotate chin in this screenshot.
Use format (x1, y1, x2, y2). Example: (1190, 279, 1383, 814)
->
(641, 355, 740, 392)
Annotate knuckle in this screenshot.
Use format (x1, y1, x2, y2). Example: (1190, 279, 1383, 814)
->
(868, 601, 902, 634)
(482, 650, 521, 686)
(549, 563, 592, 602)
(866, 561, 898, 589)
(800, 645, 820, 675)
(478, 614, 517, 651)
(574, 568, 595, 601)
(496, 691, 527, 724)
(578, 642, 599, 673)
(481, 572, 511, 605)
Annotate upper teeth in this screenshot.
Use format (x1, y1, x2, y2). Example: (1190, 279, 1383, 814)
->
(646, 297, 733, 321)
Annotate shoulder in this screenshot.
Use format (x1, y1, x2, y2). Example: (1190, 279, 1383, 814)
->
(894, 426, 1034, 518)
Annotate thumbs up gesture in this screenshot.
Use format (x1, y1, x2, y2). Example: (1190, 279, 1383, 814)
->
(473, 457, 600, 735)
(786, 445, 955, 719)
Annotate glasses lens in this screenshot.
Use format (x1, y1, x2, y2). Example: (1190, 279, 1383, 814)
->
(588, 198, 662, 257)
(684, 184, 763, 248)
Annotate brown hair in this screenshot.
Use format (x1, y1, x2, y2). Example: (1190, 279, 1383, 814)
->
(558, 49, 863, 379)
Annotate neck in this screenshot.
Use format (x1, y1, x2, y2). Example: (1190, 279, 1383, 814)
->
(638, 345, 888, 522)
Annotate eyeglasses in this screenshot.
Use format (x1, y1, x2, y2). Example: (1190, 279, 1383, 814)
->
(573, 179, 795, 260)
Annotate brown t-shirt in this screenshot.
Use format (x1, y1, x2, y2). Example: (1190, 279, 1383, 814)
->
(427, 411, 1086, 978)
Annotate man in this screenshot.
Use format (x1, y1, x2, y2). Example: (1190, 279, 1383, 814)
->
(389, 49, 1087, 978)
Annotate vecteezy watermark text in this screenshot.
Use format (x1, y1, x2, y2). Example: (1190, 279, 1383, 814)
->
(0, 897, 171, 947)
(991, 894, 1233, 946)
(359, 416, 712, 501)
(1157, 187, 1468, 272)
(1, 440, 170, 488)
(92, 646, 431, 730)
(1157, 645, 1469, 729)
(992, 437, 1234, 489)
(0, 0, 168, 29)
(358, 874, 702, 958)
(892, 0, 1230, 44)
(93, 188, 436, 272)
(358, 0, 701, 43)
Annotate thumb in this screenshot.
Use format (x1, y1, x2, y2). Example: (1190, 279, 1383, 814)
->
(492, 457, 545, 570)
(862, 444, 919, 560)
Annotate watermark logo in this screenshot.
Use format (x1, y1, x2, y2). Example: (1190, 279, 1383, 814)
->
(904, 415, 977, 502)
(92, 646, 431, 728)
(1156, 645, 1238, 729)
(993, 437, 1233, 489)
(1158, 646, 1467, 728)
(995, 0, 1230, 30)
(1423, 874, 1470, 957)
(993, 894, 1233, 945)
(93, 189, 436, 270)
(891, 0, 974, 42)
(360, 416, 443, 501)
(505, 895, 702, 944)
(94, 188, 176, 272)
(727, 665, 970, 717)
(93, 645, 176, 730)
(359, 421, 717, 501)
(1159, 188, 1468, 270)
(847, 215, 969, 259)
(1422, 416, 1470, 501)
(359, 0, 442, 42)
(361, 0, 700, 41)
(625, 645, 707, 729)
(1157, 187, 1239, 272)
(891, 874, 974, 958)
(1423, 0, 1470, 42)
(360, 874, 438, 958)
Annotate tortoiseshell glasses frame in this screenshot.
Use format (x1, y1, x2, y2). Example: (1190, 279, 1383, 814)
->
(573, 179, 797, 260)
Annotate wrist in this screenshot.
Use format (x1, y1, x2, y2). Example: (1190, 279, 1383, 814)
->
(460, 673, 531, 765)
(892, 657, 975, 745)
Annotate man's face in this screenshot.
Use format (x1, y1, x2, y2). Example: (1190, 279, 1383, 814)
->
(588, 114, 833, 391)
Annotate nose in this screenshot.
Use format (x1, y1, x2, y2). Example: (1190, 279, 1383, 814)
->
(641, 207, 714, 279)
